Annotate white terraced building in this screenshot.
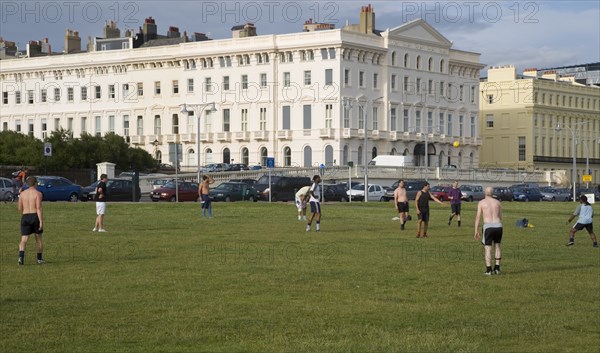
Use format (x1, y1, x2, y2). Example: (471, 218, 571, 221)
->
(1, 6, 484, 171)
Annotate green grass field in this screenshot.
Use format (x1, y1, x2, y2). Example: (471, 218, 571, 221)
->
(1, 200, 598, 353)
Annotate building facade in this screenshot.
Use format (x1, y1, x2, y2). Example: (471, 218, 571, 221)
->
(480, 65, 600, 184)
(1, 8, 483, 171)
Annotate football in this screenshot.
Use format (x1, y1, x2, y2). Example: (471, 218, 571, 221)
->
(453, 141, 460, 148)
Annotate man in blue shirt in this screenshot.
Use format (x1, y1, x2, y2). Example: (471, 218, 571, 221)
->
(566, 194, 598, 247)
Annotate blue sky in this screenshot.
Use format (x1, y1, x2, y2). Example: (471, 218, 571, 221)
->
(1, 1, 598, 73)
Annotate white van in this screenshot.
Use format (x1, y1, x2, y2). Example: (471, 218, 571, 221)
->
(368, 155, 413, 167)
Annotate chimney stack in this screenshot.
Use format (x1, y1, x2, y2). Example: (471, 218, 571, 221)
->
(64, 28, 81, 54)
(143, 17, 157, 41)
(103, 20, 120, 39)
(167, 26, 180, 38)
(359, 4, 376, 34)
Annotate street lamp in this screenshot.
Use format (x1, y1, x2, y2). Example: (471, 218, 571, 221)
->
(555, 121, 588, 202)
(180, 102, 217, 183)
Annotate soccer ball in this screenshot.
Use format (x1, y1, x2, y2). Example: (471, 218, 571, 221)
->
(453, 141, 460, 148)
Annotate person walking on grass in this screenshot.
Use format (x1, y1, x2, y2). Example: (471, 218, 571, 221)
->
(415, 182, 444, 238)
(474, 187, 503, 275)
(306, 175, 322, 232)
(295, 185, 311, 221)
(566, 194, 599, 248)
(18, 176, 44, 265)
(200, 175, 215, 218)
(394, 179, 409, 230)
(447, 180, 462, 227)
(93, 174, 108, 232)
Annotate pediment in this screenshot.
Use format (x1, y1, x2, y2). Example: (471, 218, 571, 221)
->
(388, 19, 452, 48)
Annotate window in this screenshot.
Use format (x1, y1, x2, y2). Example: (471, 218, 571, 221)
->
(123, 84, 130, 99)
(428, 80, 433, 95)
(344, 69, 350, 86)
(283, 72, 290, 87)
(303, 105, 311, 130)
(427, 112, 433, 133)
(416, 55, 421, 69)
(109, 115, 115, 133)
(284, 147, 292, 166)
(471, 86, 476, 103)
(321, 48, 328, 60)
(95, 85, 101, 99)
(439, 59, 445, 73)
(343, 105, 350, 128)
(242, 75, 248, 90)
(137, 116, 143, 135)
(154, 115, 161, 135)
(519, 136, 526, 161)
(487, 95, 493, 104)
(79, 87, 86, 101)
(260, 73, 267, 88)
(391, 108, 397, 131)
(223, 76, 230, 91)
(459, 85, 464, 102)
(27, 90, 34, 104)
(80, 117, 86, 134)
(459, 115, 464, 136)
(204, 78, 212, 92)
(447, 114, 453, 136)
(154, 81, 161, 95)
(486, 114, 494, 128)
(137, 82, 143, 96)
(2, 91, 7, 104)
(373, 73, 378, 89)
(372, 107, 378, 130)
(404, 53, 409, 68)
(328, 48, 336, 59)
(428, 57, 433, 71)
(325, 69, 333, 86)
(391, 74, 397, 90)
(325, 104, 333, 128)
(15, 120, 21, 132)
(222, 109, 230, 132)
(109, 85, 115, 99)
(187, 79, 194, 93)
(416, 111, 421, 131)
(359, 71, 365, 87)
(123, 115, 129, 136)
(54, 88, 60, 102)
(470, 116, 476, 137)
(358, 106, 364, 129)
(439, 113, 445, 134)
(28, 120, 34, 136)
(95, 116, 101, 136)
(403, 109, 409, 131)
(14, 90, 20, 104)
(172, 81, 179, 94)
(282, 106, 291, 130)
(440, 81, 445, 97)
(416, 78, 421, 94)
(259, 108, 267, 130)
(241, 109, 248, 131)
(404, 76, 409, 91)
(304, 71, 312, 85)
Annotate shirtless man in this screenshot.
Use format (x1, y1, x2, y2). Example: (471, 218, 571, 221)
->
(199, 175, 215, 218)
(393, 180, 409, 230)
(18, 176, 44, 265)
(474, 187, 503, 275)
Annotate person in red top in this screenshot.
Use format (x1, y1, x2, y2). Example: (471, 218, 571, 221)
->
(15, 167, 28, 193)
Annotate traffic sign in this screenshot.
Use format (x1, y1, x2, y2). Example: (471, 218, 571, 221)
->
(44, 143, 52, 157)
(266, 157, 275, 168)
(582, 174, 592, 182)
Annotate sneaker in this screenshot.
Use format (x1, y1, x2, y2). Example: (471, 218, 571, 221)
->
(593, 243, 598, 248)
(297, 216, 301, 221)
(18, 257, 23, 265)
(447, 219, 451, 226)
(306, 225, 310, 232)
(484, 270, 493, 276)
(316, 226, 320, 232)
(98, 229, 107, 233)
(400, 224, 405, 230)
(423, 234, 428, 238)
(37, 259, 45, 265)
(302, 216, 307, 221)
(566, 240, 575, 246)
(92, 228, 97, 232)
(493, 268, 501, 275)
(416, 234, 421, 238)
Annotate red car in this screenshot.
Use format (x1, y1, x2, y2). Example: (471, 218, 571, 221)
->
(430, 185, 452, 201)
(150, 180, 199, 202)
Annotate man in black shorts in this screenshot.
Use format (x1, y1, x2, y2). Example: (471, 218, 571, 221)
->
(474, 187, 503, 275)
(18, 176, 44, 265)
(447, 180, 462, 226)
(415, 182, 445, 238)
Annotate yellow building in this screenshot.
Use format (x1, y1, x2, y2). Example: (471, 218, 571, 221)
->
(480, 65, 600, 186)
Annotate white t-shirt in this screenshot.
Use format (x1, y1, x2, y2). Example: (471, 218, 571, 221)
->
(574, 204, 593, 224)
(295, 186, 311, 200)
(309, 182, 320, 203)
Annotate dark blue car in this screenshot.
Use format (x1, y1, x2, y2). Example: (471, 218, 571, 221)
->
(25, 176, 82, 202)
(512, 187, 542, 202)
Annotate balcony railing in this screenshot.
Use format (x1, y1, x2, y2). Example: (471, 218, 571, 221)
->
(180, 133, 195, 143)
(253, 130, 269, 140)
(319, 128, 335, 139)
(277, 130, 293, 140)
(200, 132, 213, 142)
(343, 128, 358, 138)
(234, 131, 250, 141)
(216, 132, 231, 141)
(130, 135, 144, 144)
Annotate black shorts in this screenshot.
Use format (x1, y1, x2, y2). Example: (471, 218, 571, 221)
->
(310, 201, 321, 214)
(21, 213, 42, 236)
(451, 203, 461, 215)
(201, 194, 211, 209)
(418, 210, 430, 222)
(573, 223, 593, 233)
(397, 202, 409, 213)
(483, 227, 503, 246)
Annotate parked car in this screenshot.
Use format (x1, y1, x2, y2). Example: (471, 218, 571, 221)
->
(30, 176, 82, 202)
(209, 182, 260, 202)
(117, 172, 148, 179)
(512, 187, 543, 202)
(152, 178, 170, 190)
(225, 163, 250, 171)
(229, 178, 257, 188)
(430, 185, 452, 201)
(382, 180, 426, 201)
(576, 188, 600, 201)
(346, 183, 386, 202)
(492, 187, 513, 201)
(200, 163, 229, 173)
(322, 183, 349, 202)
(82, 178, 142, 202)
(540, 187, 571, 201)
(254, 175, 311, 202)
(0, 177, 16, 201)
(460, 184, 485, 202)
(150, 181, 199, 202)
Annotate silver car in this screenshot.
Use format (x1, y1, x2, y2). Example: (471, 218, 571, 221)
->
(541, 187, 571, 201)
(460, 184, 485, 202)
(0, 177, 17, 201)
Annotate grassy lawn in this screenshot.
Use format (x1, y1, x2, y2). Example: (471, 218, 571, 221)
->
(0, 200, 598, 353)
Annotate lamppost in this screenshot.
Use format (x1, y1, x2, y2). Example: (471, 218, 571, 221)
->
(180, 102, 217, 183)
(555, 121, 588, 202)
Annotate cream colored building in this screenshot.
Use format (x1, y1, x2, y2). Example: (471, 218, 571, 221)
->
(480, 65, 600, 185)
(1, 6, 483, 171)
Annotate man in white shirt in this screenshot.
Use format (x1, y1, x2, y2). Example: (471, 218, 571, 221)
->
(306, 175, 322, 232)
(295, 185, 311, 221)
(566, 194, 599, 247)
